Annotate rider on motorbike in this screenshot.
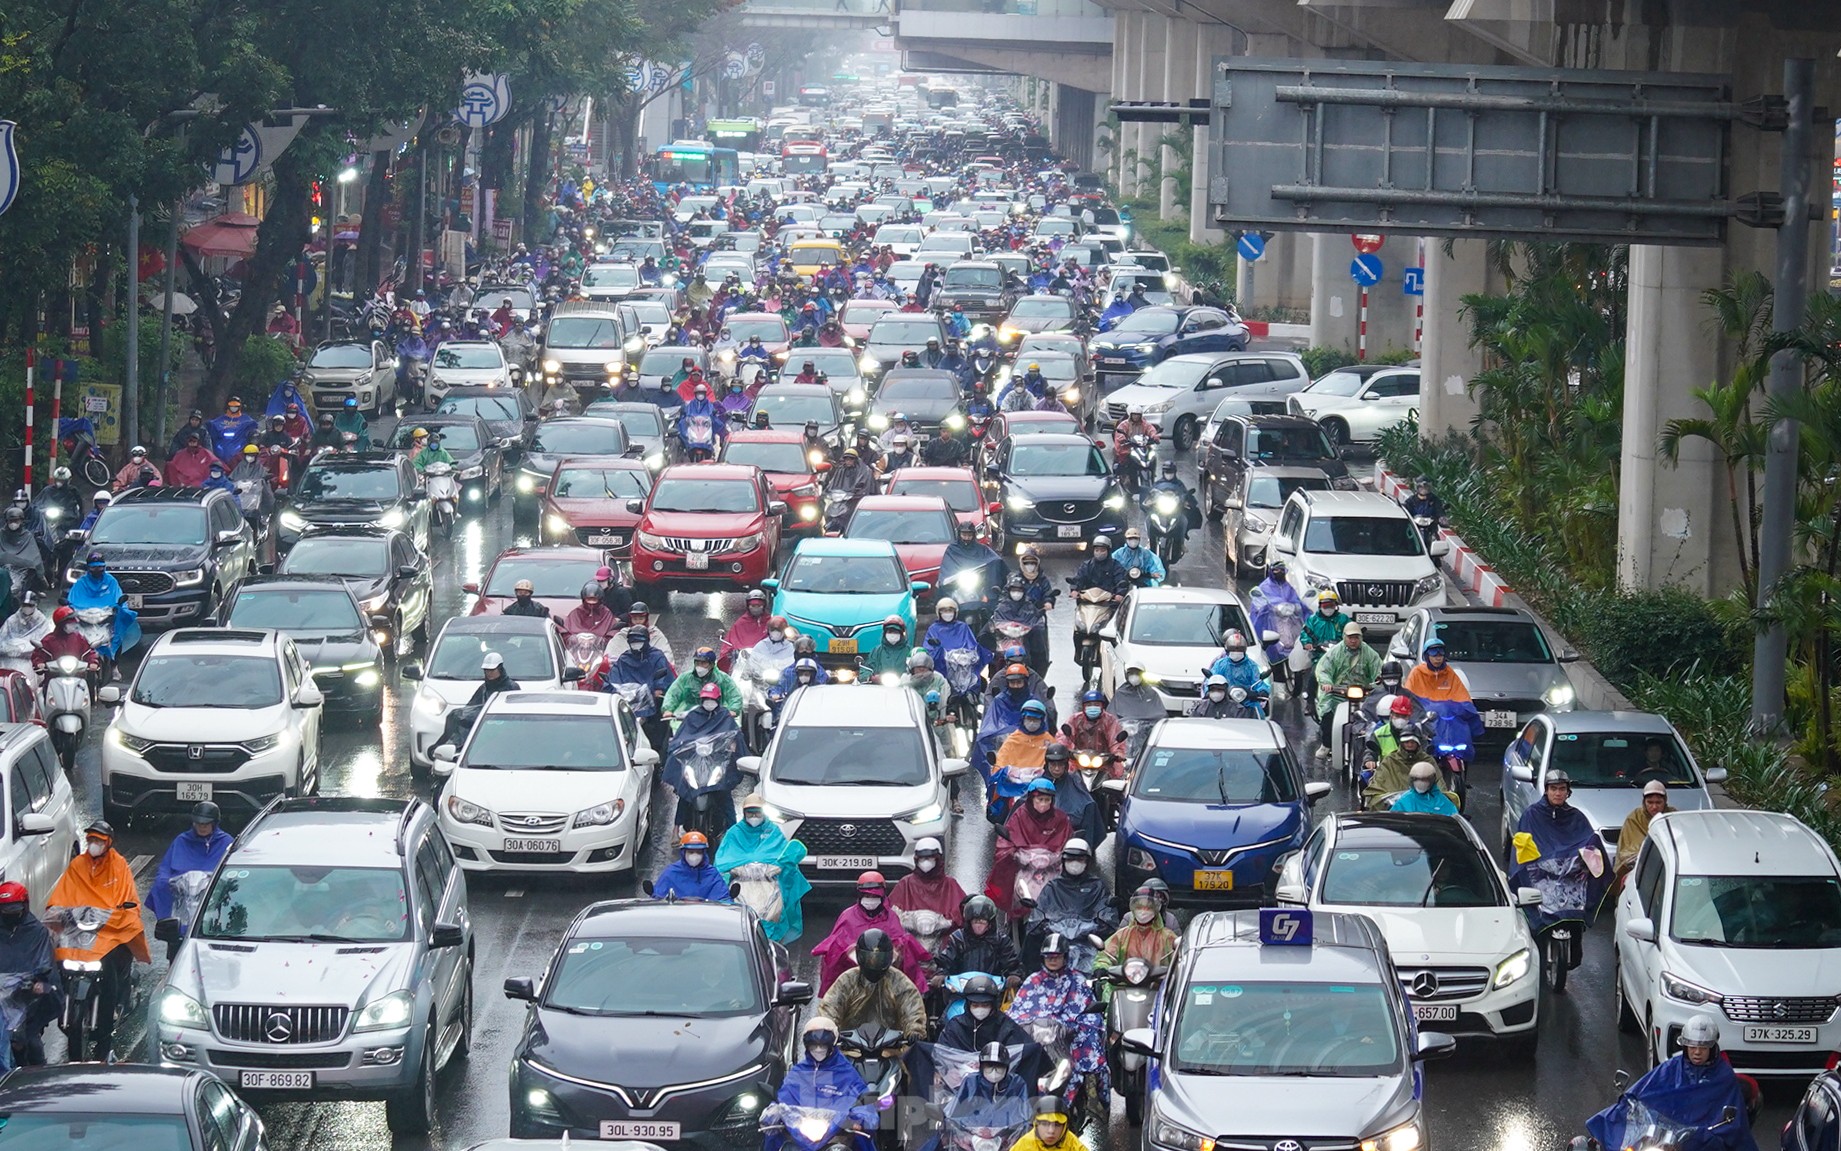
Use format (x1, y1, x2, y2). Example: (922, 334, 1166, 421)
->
(663, 645, 742, 717)
(111, 446, 163, 492)
(1403, 639, 1472, 704)
(1403, 477, 1448, 532)
(1144, 462, 1200, 553)
(1203, 632, 1269, 706)
(715, 793, 812, 944)
(1092, 888, 1176, 1005)
(861, 616, 916, 681)
(1314, 623, 1382, 754)
(1010, 943, 1109, 1125)
(1069, 537, 1129, 600)
(46, 820, 150, 1062)
(1192, 674, 1263, 719)
(1058, 691, 1126, 775)
(816, 928, 928, 1038)
(0, 507, 50, 596)
(824, 446, 879, 525)
(925, 598, 993, 686)
(1585, 1015, 1757, 1151)
(989, 780, 1073, 921)
(989, 574, 1049, 677)
(1389, 761, 1460, 816)
(891, 837, 967, 938)
(718, 589, 774, 671)
(1362, 727, 1438, 807)
(205, 397, 260, 460)
(765, 1018, 880, 1151)
(561, 581, 622, 642)
(1009, 1095, 1092, 1151)
(147, 802, 232, 960)
(1110, 528, 1165, 588)
(1024, 838, 1117, 956)
(1110, 408, 1159, 466)
(1509, 770, 1609, 928)
(29, 469, 82, 552)
(933, 896, 1025, 989)
(1248, 561, 1305, 664)
(940, 522, 1008, 624)
(905, 650, 952, 721)
(653, 830, 732, 902)
(601, 625, 676, 754)
(0, 882, 60, 1067)
(1296, 591, 1350, 710)
(31, 607, 101, 677)
(677, 384, 729, 457)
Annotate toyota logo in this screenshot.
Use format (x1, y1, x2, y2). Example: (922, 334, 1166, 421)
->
(264, 1012, 294, 1043)
(1274, 1141, 1305, 1151)
(1410, 971, 1439, 998)
(838, 824, 857, 837)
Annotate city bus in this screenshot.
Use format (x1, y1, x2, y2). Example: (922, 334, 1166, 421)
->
(651, 141, 741, 193)
(781, 140, 828, 176)
(705, 118, 763, 153)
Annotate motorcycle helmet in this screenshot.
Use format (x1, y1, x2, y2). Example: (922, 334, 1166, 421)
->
(1205, 674, 1229, 697)
(1005, 572, 1027, 592)
(913, 836, 944, 862)
(1142, 877, 1171, 908)
(699, 682, 722, 701)
(52, 606, 76, 627)
(1032, 1096, 1068, 1123)
(855, 928, 894, 982)
(1024, 777, 1056, 796)
(1265, 560, 1288, 579)
(679, 831, 710, 851)
(84, 819, 115, 844)
(856, 870, 888, 896)
(1020, 699, 1048, 723)
(1421, 639, 1447, 659)
(794, 657, 820, 682)
(1679, 1014, 1720, 1052)
(1080, 688, 1105, 706)
(1003, 663, 1030, 686)
(191, 801, 222, 828)
(745, 588, 767, 607)
(1061, 836, 1090, 861)
(962, 974, 1001, 1005)
(1090, 534, 1111, 553)
(802, 1016, 839, 1054)
(907, 649, 933, 672)
(1409, 761, 1438, 787)
(963, 896, 1000, 931)
(1544, 769, 1572, 792)
(1159, 460, 1177, 480)
(626, 625, 649, 644)
(1224, 631, 1248, 653)
(692, 645, 717, 667)
(794, 634, 818, 658)
(1378, 660, 1404, 688)
(934, 597, 958, 616)
(1390, 695, 1415, 718)
(579, 581, 601, 603)
(1317, 590, 1340, 608)
(1043, 743, 1071, 766)
(1396, 727, 1424, 748)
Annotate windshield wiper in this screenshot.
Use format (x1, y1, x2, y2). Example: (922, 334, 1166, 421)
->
(1217, 763, 1230, 805)
(1419, 859, 1447, 908)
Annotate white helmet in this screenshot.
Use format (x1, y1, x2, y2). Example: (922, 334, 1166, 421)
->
(481, 652, 505, 671)
(1679, 1014, 1719, 1048)
(1409, 761, 1438, 783)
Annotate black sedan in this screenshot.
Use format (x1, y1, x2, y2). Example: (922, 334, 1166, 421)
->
(983, 431, 1129, 547)
(387, 413, 505, 509)
(582, 399, 674, 471)
(868, 369, 966, 441)
(277, 526, 433, 659)
(278, 452, 431, 553)
(506, 899, 811, 1146)
(436, 384, 539, 459)
(514, 417, 637, 519)
(0, 1064, 267, 1151)
(219, 575, 386, 722)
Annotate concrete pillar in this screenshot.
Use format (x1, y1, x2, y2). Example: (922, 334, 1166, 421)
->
(1158, 18, 1196, 220)
(1128, 12, 1167, 200)
(1617, 244, 1725, 595)
(1050, 84, 1097, 172)
(1111, 12, 1138, 191)
(1419, 239, 1489, 438)
(1307, 233, 1418, 356)
(1187, 24, 1235, 247)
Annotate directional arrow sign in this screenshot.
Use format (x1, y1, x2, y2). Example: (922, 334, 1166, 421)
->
(1350, 254, 1384, 286)
(1403, 267, 1425, 296)
(1351, 233, 1385, 255)
(1236, 233, 1265, 262)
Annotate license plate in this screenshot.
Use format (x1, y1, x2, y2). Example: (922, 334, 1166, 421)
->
(125, 594, 144, 609)
(503, 838, 562, 853)
(812, 854, 878, 869)
(1743, 1026, 1816, 1044)
(1193, 870, 1233, 891)
(240, 1071, 313, 1090)
(1411, 1004, 1459, 1022)
(601, 1122, 680, 1140)
(1354, 612, 1394, 625)
(685, 552, 710, 570)
(827, 638, 857, 654)
(176, 782, 213, 802)
(1056, 525, 1082, 539)
(1484, 710, 1519, 728)
(588, 533, 626, 546)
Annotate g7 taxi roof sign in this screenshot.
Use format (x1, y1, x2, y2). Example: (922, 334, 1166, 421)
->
(1259, 907, 1312, 947)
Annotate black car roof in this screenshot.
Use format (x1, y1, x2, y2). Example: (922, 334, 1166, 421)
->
(570, 897, 756, 941)
(112, 485, 217, 506)
(0, 1063, 206, 1110)
(232, 574, 358, 594)
(303, 452, 402, 470)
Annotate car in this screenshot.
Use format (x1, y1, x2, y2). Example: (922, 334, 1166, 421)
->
(220, 576, 386, 722)
(1289, 364, 1423, 446)
(0, 667, 45, 726)
(514, 417, 636, 519)
(505, 899, 811, 1140)
(154, 796, 472, 1135)
(71, 485, 260, 628)
(278, 452, 431, 553)
(752, 383, 847, 448)
(434, 689, 658, 873)
(1216, 465, 1335, 576)
(872, 223, 924, 256)
(863, 314, 948, 379)
(1783, 1068, 1841, 1151)
(764, 538, 929, 669)
(387, 414, 505, 507)
(0, 725, 85, 913)
(580, 399, 673, 471)
(632, 345, 708, 394)
(887, 466, 999, 545)
(715, 313, 792, 376)
(1501, 710, 1729, 864)
(1198, 410, 1356, 506)
(540, 303, 631, 396)
(0, 1064, 268, 1151)
(867, 369, 966, 442)
(1271, 811, 1542, 1044)
(616, 299, 676, 348)
(579, 261, 645, 302)
(781, 347, 869, 410)
(1015, 331, 1091, 384)
(1613, 809, 1841, 1075)
(538, 457, 654, 553)
(983, 432, 1128, 549)
(1097, 586, 1266, 714)
(840, 495, 955, 591)
(1102, 353, 1311, 449)
(1272, 489, 1448, 634)
(722, 429, 824, 534)
(840, 298, 900, 342)
(1389, 607, 1581, 735)
(98, 628, 324, 820)
(468, 282, 538, 324)
(403, 614, 579, 769)
(467, 546, 609, 618)
(301, 339, 398, 416)
(997, 294, 1079, 344)
(1099, 268, 1177, 309)
(982, 407, 1083, 471)
(425, 340, 518, 405)
(932, 261, 1015, 321)
(1127, 908, 1452, 1151)
(276, 527, 433, 660)
(1000, 352, 1091, 425)
(1089, 306, 1250, 391)
(741, 684, 964, 883)
(630, 464, 784, 595)
(436, 385, 539, 459)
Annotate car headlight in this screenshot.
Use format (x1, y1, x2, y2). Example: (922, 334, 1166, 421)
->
(1304, 569, 1337, 591)
(378, 507, 407, 529)
(1062, 386, 1080, 403)
(516, 474, 537, 493)
(1242, 514, 1270, 533)
(1493, 948, 1532, 988)
(846, 388, 866, 406)
(903, 801, 945, 825)
(159, 988, 209, 1028)
(445, 794, 493, 826)
(733, 532, 764, 552)
(1142, 399, 1173, 414)
(867, 414, 889, 431)
(859, 356, 880, 372)
(573, 798, 626, 828)
(799, 505, 819, 521)
(279, 510, 308, 531)
(604, 359, 623, 374)
(1126, 846, 1158, 870)
(173, 566, 208, 588)
(1360, 1122, 1423, 1151)
(1413, 573, 1444, 599)
(643, 452, 665, 470)
(1104, 493, 1126, 510)
(1006, 494, 1035, 512)
(1544, 683, 1576, 709)
(546, 514, 571, 536)
(1661, 971, 1723, 1005)
(353, 990, 415, 1033)
(457, 465, 484, 480)
(637, 530, 669, 551)
(1133, 342, 1158, 353)
(943, 413, 966, 430)
(110, 729, 156, 754)
(998, 327, 1019, 343)
(353, 668, 381, 688)
(412, 692, 448, 721)
(242, 733, 283, 754)
(1153, 1119, 1213, 1151)
(542, 359, 562, 374)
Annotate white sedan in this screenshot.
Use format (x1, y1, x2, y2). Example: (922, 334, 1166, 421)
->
(1097, 586, 1268, 715)
(402, 614, 578, 771)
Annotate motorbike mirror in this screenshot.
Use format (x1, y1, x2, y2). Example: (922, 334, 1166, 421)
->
(942, 756, 971, 777)
(1096, 778, 1127, 795)
(1516, 887, 1546, 908)
(1303, 781, 1332, 803)
(1613, 1070, 1629, 1092)
(1623, 916, 1656, 942)
(776, 979, 816, 1006)
(1118, 1028, 1157, 1059)
(399, 662, 424, 681)
(96, 684, 123, 705)
(1259, 629, 1279, 645)
(737, 755, 763, 775)
(1413, 1032, 1456, 1062)
(633, 746, 660, 767)
(561, 666, 586, 683)
(16, 813, 54, 837)
(816, 461, 832, 472)
(987, 502, 1002, 515)
(1428, 538, 1450, 558)
(503, 977, 537, 1001)
(1719, 1107, 1737, 1126)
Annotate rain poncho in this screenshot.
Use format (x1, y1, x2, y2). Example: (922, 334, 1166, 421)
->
(715, 817, 812, 943)
(205, 410, 260, 459)
(812, 902, 931, 993)
(47, 851, 151, 963)
(653, 857, 732, 902)
(1389, 784, 1460, 817)
(663, 667, 742, 716)
(1586, 1056, 1757, 1151)
(890, 867, 968, 931)
(1026, 871, 1117, 941)
(664, 705, 743, 826)
(1510, 797, 1608, 931)
(817, 968, 928, 1037)
(986, 800, 1071, 919)
(65, 571, 140, 658)
(602, 645, 676, 717)
(1010, 967, 1109, 1098)
(0, 607, 51, 670)
(1047, 772, 1104, 848)
(925, 621, 990, 698)
(766, 1049, 879, 1151)
(146, 828, 233, 921)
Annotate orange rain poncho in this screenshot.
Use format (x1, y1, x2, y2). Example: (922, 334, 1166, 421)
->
(48, 850, 151, 964)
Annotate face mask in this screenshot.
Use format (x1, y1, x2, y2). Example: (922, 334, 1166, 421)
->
(702, 698, 719, 712)
(1391, 717, 1409, 732)
(87, 841, 106, 858)
(0, 909, 22, 928)
(1228, 651, 1246, 663)
(1133, 907, 1156, 925)
(807, 1043, 833, 1062)
(859, 896, 883, 913)
(797, 674, 814, 685)
(969, 1004, 993, 1021)
(684, 851, 706, 867)
(1208, 690, 1226, 702)
(982, 1066, 1006, 1085)
(1414, 779, 1432, 793)
(1320, 605, 1337, 616)
(917, 857, 938, 873)
(1009, 591, 1024, 602)
(1064, 859, 1087, 876)
(1022, 717, 1042, 733)
(1021, 562, 1038, 574)
(630, 642, 646, 653)
(885, 630, 903, 646)
(770, 630, 784, 642)
(939, 611, 956, 623)
(1126, 672, 1142, 687)
(745, 813, 765, 827)
(1083, 706, 1102, 720)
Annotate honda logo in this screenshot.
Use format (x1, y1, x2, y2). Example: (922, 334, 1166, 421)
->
(1411, 971, 1440, 998)
(187, 745, 204, 760)
(264, 1012, 294, 1043)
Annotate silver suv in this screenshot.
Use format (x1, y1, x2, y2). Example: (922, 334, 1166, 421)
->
(154, 796, 473, 1135)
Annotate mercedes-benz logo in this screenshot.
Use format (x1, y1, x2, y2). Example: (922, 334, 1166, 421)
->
(838, 824, 857, 838)
(264, 1012, 294, 1043)
(1411, 971, 1439, 998)
(1274, 1140, 1305, 1151)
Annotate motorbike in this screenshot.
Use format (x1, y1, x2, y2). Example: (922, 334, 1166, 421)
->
(1066, 584, 1117, 687)
(0, 628, 40, 677)
(1432, 720, 1474, 814)
(680, 413, 719, 462)
(940, 569, 992, 630)
(1010, 847, 1060, 925)
(1326, 685, 1370, 787)
(1264, 603, 1303, 700)
(564, 632, 610, 686)
(1219, 684, 1267, 720)
(1118, 435, 1155, 497)
(823, 490, 858, 534)
(734, 649, 792, 754)
(761, 1103, 877, 1151)
(153, 871, 215, 961)
(987, 618, 1039, 676)
(46, 904, 123, 1063)
(70, 606, 127, 684)
(1572, 1098, 1741, 1151)
(41, 654, 93, 771)
(837, 1025, 909, 1151)
(1410, 513, 1448, 548)
(1099, 957, 1165, 1127)
(668, 727, 739, 847)
(938, 647, 986, 758)
(1525, 849, 1596, 992)
(730, 860, 787, 927)
(1145, 488, 1186, 567)
(898, 909, 955, 961)
(423, 460, 460, 538)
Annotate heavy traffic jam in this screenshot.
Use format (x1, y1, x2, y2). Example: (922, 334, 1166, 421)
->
(0, 73, 1831, 1151)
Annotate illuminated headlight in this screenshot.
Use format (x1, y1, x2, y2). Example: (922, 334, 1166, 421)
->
(353, 991, 415, 1033)
(661, 274, 678, 287)
(1359, 1123, 1423, 1151)
(1661, 971, 1723, 1005)
(1152, 494, 1178, 514)
(795, 1116, 832, 1144)
(636, 530, 669, 551)
(516, 474, 537, 493)
(807, 449, 827, 468)
(546, 515, 571, 536)
(798, 505, 818, 521)
(542, 359, 562, 374)
(903, 801, 945, 825)
(279, 510, 309, 531)
(1006, 494, 1035, 512)
(445, 794, 494, 827)
(242, 733, 283, 754)
(774, 351, 789, 362)
(457, 465, 484, 480)
(159, 988, 208, 1027)
(718, 350, 736, 363)
(353, 669, 381, 688)
(1493, 948, 1532, 988)
(1133, 342, 1158, 353)
(173, 567, 208, 587)
(846, 388, 866, 407)
(943, 413, 965, 430)
(738, 1092, 764, 1113)
(1413, 573, 1444, 599)
(732, 532, 765, 552)
(378, 508, 407, 529)
(998, 327, 1020, 343)
(1104, 494, 1126, 510)
(573, 798, 626, 828)
(1153, 1119, 1213, 1151)
(412, 692, 448, 721)
(624, 337, 644, 353)
(604, 359, 623, 374)
(110, 729, 156, 754)
(1544, 683, 1576, 709)
(1061, 386, 1080, 403)
(867, 414, 889, 431)
(859, 356, 880, 372)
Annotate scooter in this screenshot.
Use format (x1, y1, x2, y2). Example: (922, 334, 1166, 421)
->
(837, 1025, 909, 1151)
(1065, 584, 1117, 687)
(1145, 488, 1186, 567)
(761, 1102, 877, 1151)
(1099, 957, 1165, 1127)
(1326, 685, 1370, 787)
(40, 655, 93, 771)
(1572, 1097, 1741, 1151)
(423, 461, 460, 538)
(46, 904, 125, 1063)
(668, 727, 739, 847)
(1118, 435, 1155, 497)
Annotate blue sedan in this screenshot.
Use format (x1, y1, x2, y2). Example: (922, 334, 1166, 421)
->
(763, 538, 929, 671)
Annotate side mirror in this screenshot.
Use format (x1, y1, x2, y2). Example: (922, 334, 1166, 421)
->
(770, 501, 788, 517)
(1558, 648, 1581, 663)
(396, 564, 420, 580)
(626, 499, 647, 514)
(503, 977, 536, 1001)
(562, 667, 586, 683)
(1516, 887, 1545, 907)
(1704, 766, 1729, 784)
(910, 580, 931, 595)
(761, 577, 780, 591)
(1273, 881, 1307, 905)
(632, 746, 661, 768)
(462, 581, 480, 595)
(216, 529, 243, 545)
(1414, 1032, 1457, 1062)
(1428, 539, 1450, 558)
(775, 980, 815, 1006)
(1509, 764, 1534, 784)
(1259, 629, 1279, 645)
(1360, 392, 1382, 402)
(1624, 917, 1657, 943)
(294, 683, 324, 708)
(1271, 539, 1294, 555)
(1097, 624, 1117, 642)
(430, 922, 465, 949)
(1389, 642, 1410, 660)
(97, 685, 123, 705)
(1118, 1028, 1157, 1058)
(1222, 495, 1243, 509)
(399, 662, 424, 681)
(738, 755, 763, 775)
(1304, 781, 1332, 804)
(433, 743, 460, 763)
(16, 813, 55, 837)
(942, 756, 971, 777)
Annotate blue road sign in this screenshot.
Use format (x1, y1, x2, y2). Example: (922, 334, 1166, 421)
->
(1236, 233, 1265, 262)
(1403, 267, 1425, 296)
(1350, 253, 1383, 287)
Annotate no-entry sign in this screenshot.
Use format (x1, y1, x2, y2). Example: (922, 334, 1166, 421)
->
(1350, 233, 1385, 255)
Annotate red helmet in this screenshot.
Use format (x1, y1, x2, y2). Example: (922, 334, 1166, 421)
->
(52, 606, 75, 627)
(679, 831, 710, 850)
(1390, 695, 1415, 718)
(856, 870, 887, 894)
(0, 882, 26, 907)
(699, 682, 723, 701)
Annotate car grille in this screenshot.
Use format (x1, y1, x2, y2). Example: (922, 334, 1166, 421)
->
(496, 812, 568, 835)
(214, 1004, 351, 1044)
(1396, 965, 1492, 1003)
(208, 1049, 353, 1070)
(655, 536, 740, 556)
(1335, 579, 1419, 608)
(796, 818, 906, 857)
(115, 570, 177, 596)
(1037, 499, 1100, 525)
(143, 744, 254, 775)
(1722, 997, 1838, 1025)
(1105, 402, 1131, 424)
(1214, 1139, 1359, 1151)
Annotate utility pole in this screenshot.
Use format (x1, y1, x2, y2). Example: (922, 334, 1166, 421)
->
(125, 197, 141, 446)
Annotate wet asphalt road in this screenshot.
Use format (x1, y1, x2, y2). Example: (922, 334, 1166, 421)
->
(64, 424, 1797, 1151)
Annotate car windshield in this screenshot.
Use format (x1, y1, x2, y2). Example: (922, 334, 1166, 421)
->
(310, 344, 374, 369)
(1312, 370, 1373, 398)
(1010, 443, 1108, 478)
(1012, 298, 1073, 319)
(433, 345, 501, 370)
(878, 377, 957, 404)
(1031, 360, 1077, 382)
(585, 406, 665, 441)
(755, 392, 836, 426)
(1247, 426, 1334, 460)
(89, 505, 208, 546)
(428, 629, 559, 680)
(282, 537, 389, 576)
(551, 467, 650, 500)
(1133, 746, 1296, 804)
(531, 424, 628, 456)
(1320, 836, 1504, 907)
(1034, 218, 1075, 236)
(546, 936, 761, 1015)
(1089, 208, 1121, 225)
(227, 588, 363, 634)
(800, 350, 860, 374)
(297, 466, 403, 501)
(641, 349, 702, 375)
(1113, 309, 1179, 336)
(651, 478, 760, 514)
(1127, 602, 1253, 647)
(466, 715, 623, 770)
(1427, 619, 1551, 663)
(132, 654, 282, 708)
(724, 441, 810, 474)
(1302, 516, 1424, 557)
(0, 1115, 194, 1151)
(439, 394, 524, 422)
(547, 316, 624, 349)
(1172, 982, 1400, 1076)
(583, 266, 639, 288)
(483, 557, 603, 599)
(1134, 359, 1211, 389)
(844, 302, 897, 325)
(848, 508, 952, 544)
(945, 266, 1000, 290)
(793, 247, 842, 267)
(783, 553, 906, 593)
(1545, 732, 1696, 786)
(728, 318, 788, 342)
(889, 478, 978, 512)
(772, 724, 930, 785)
(1246, 474, 1329, 509)
(1670, 875, 1841, 948)
(481, 287, 535, 310)
(394, 424, 481, 452)
(197, 864, 411, 943)
(872, 319, 945, 344)
(628, 303, 671, 326)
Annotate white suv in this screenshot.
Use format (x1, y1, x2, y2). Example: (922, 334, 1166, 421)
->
(1615, 809, 1841, 1075)
(1270, 490, 1447, 634)
(1100, 353, 1311, 447)
(99, 628, 324, 821)
(0, 726, 85, 913)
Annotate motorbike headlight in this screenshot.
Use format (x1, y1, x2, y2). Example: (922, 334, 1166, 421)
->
(1413, 573, 1444, 599)
(1006, 494, 1035, 512)
(1104, 493, 1126, 510)
(718, 350, 736, 363)
(546, 514, 571, 537)
(846, 388, 867, 406)
(1153, 1119, 1214, 1151)
(445, 794, 494, 827)
(1152, 494, 1177, 514)
(353, 990, 415, 1033)
(943, 413, 966, 431)
(279, 510, 309, 531)
(1493, 948, 1532, 988)
(795, 1116, 832, 1144)
(1543, 683, 1575, 709)
(1062, 386, 1080, 403)
(1359, 1122, 1423, 1151)
(859, 356, 880, 372)
(1661, 971, 1723, 1005)
(604, 359, 623, 374)
(998, 327, 1019, 343)
(799, 505, 819, 521)
(573, 798, 626, 828)
(173, 567, 208, 587)
(542, 359, 562, 374)
(378, 508, 408, 529)
(516, 474, 537, 494)
(159, 988, 209, 1028)
(903, 801, 945, 825)
(867, 414, 889, 431)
